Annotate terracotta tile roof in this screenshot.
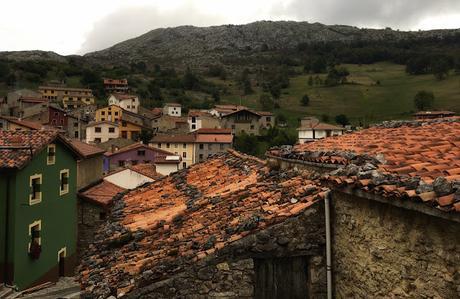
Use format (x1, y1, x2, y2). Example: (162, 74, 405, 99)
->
(0, 130, 59, 169)
(18, 96, 48, 104)
(129, 163, 163, 180)
(104, 143, 175, 158)
(97, 138, 136, 152)
(298, 123, 344, 131)
(86, 121, 119, 128)
(67, 139, 106, 159)
(151, 108, 163, 116)
(79, 150, 326, 296)
(196, 128, 232, 134)
(112, 94, 137, 101)
(269, 118, 460, 213)
(0, 116, 44, 130)
(164, 102, 181, 107)
(221, 108, 261, 119)
(78, 180, 126, 208)
(188, 110, 211, 117)
(151, 134, 196, 143)
(104, 78, 128, 85)
(256, 111, 274, 116)
(195, 134, 233, 143)
(39, 86, 92, 92)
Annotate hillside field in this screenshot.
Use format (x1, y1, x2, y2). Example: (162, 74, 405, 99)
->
(217, 62, 460, 127)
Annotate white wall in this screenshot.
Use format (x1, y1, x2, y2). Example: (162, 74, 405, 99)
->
(155, 164, 179, 176)
(188, 117, 202, 132)
(108, 95, 139, 113)
(298, 129, 314, 140)
(104, 169, 154, 189)
(165, 106, 181, 117)
(86, 124, 119, 143)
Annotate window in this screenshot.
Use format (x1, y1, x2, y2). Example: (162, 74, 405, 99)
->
(94, 138, 101, 143)
(250, 125, 255, 130)
(118, 160, 125, 167)
(266, 116, 271, 122)
(60, 169, 69, 195)
(54, 112, 58, 117)
(183, 143, 187, 149)
(95, 127, 101, 133)
(158, 143, 162, 148)
(122, 121, 127, 127)
(73, 122, 78, 128)
(108, 127, 115, 133)
(74, 131, 79, 138)
(101, 111, 105, 115)
(115, 112, 119, 116)
(144, 160, 150, 163)
(192, 117, 196, 123)
(231, 124, 235, 129)
(29, 174, 42, 205)
(47, 144, 56, 165)
(192, 124, 196, 130)
(199, 144, 204, 150)
(28, 221, 42, 256)
(101, 118, 105, 121)
(182, 162, 187, 169)
(166, 143, 170, 149)
(138, 150, 146, 156)
(182, 152, 187, 158)
(132, 160, 138, 165)
(199, 154, 203, 160)
(121, 131, 128, 138)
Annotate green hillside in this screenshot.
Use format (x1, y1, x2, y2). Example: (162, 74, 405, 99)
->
(217, 62, 460, 128)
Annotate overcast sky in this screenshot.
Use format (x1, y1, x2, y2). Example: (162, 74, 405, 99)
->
(1, 0, 460, 55)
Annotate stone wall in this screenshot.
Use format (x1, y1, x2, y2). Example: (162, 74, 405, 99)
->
(331, 191, 460, 298)
(127, 204, 327, 298)
(77, 200, 106, 259)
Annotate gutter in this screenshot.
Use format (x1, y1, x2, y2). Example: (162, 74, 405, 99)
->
(3, 174, 10, 286)
(325, 190, 332, 299)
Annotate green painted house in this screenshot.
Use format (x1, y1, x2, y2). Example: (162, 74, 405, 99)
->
(0, 130, 79, 290)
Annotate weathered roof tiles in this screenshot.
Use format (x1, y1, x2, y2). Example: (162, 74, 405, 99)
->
(79, 150, 326, 297)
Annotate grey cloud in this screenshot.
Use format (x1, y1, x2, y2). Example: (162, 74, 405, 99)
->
(278, 0, 460, 29)
(78, 3, 222, 54)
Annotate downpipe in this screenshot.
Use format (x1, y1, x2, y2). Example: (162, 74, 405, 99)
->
(325, 190, 332, 299)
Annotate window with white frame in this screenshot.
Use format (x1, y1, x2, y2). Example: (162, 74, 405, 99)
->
(28, 220, 42, 254)
(29, 174, 42, 205)
(60, 169, 69, 195)
(47, 144, 56, 165)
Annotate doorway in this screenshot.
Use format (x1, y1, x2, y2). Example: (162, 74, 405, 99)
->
(58, 248, 66, 277)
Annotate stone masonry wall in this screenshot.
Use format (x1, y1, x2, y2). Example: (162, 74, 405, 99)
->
(127, 204, 327, 298)
(332, 191, 460, 298)
(78, 200, 106, 260)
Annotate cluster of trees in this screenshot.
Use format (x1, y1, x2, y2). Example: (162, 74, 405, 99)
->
(414, 90, 435, 111)
(406, 55, 454, 80)
(234, 127, 297, 157)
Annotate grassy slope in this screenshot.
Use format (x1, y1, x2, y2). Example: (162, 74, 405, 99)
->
(219, 62, 460, 127)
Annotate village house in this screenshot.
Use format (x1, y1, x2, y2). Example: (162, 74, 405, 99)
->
(38, 86, 95, 108)
(66, 114, 88, 140)
(150, 134, 196, 169)
(23, 103, 68, 129)
(103, 78, 129, 94)
(157, 114, 189, 133)
(414, 110, 456, 120)
(297, 116, 344, 143)
(108, 94, 140, 114)
(257, 111, 275, 129)
(2, 89, 41, 116)
(85, 121, 119, 144)
(0, 116, 44, 131)
(153, 154, 181, 175)
(208, 104, 248, 117)
(103, 143, 180, 173)
(163, 103, 182, 117)
(194, 128, 234, 162)
(96, 138, 136, 153)
(188, 110, 220, 132)
(66, 139, 106, 190)
(266, 117, 460, 298)
(0, 131, 80, 291)
(220, 108, 261, 135)
(77, 180, 126, 259)
(15, 97, 49, 118)
(78, 150, 328, 298)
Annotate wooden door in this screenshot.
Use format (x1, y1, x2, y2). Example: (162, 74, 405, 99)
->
(254, 256, 309, 299)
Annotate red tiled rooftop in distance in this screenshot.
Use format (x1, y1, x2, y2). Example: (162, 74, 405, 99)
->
(67, 139, 105, 158)
(129, 163, 163, 180)
(79, 150, 327, 296)
(195, 134, 233, 143)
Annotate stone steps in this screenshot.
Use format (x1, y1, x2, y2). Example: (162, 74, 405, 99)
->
(0, 286, 14, 299)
